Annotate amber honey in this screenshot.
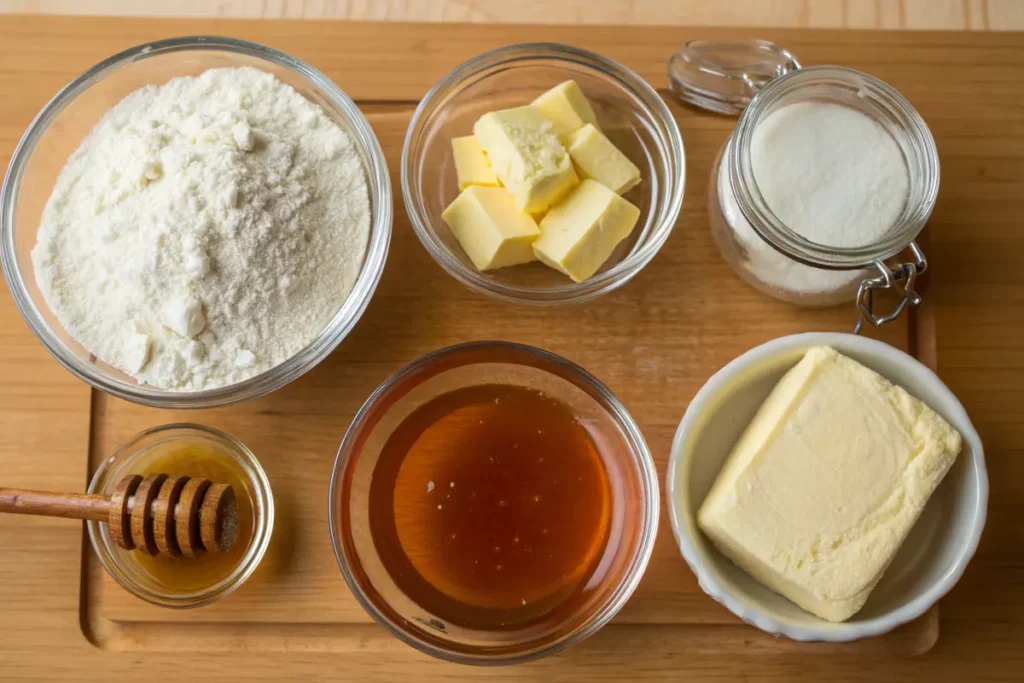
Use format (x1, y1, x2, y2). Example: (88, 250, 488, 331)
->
(368, 383, 613, 630)
(130, 439, 255, 592)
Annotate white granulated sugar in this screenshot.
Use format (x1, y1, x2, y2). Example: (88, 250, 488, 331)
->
(720, 101, 909, 295)
(32, 67, 371, 391)
(750, 101, 908, 248)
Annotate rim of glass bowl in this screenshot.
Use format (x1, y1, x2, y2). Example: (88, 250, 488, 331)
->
(401, 43, 685, 306)
(328, 341, 661, 664)
(0, 36, 392, 409)
(86, 423, 275, 609)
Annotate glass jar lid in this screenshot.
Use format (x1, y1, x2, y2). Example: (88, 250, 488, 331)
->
(668, 39, 801, 115)
(669, 39, 937, 332)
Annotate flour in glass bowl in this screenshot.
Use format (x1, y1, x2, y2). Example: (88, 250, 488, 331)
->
(31, 67, 371, 391)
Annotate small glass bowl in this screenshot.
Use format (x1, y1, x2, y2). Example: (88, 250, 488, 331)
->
(329, 341, 659, 664)
(0, 36, 392, 408)
(87, 423, 274, 609)
(402, 43, 685, 305)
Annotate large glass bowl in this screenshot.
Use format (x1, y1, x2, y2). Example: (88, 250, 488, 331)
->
(1, 36, 391, 408)
(402, 43, 685, 305)
(329, 341, 660, 664)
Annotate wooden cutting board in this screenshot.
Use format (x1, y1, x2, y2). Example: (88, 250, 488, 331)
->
(2, 15, 1024, 682)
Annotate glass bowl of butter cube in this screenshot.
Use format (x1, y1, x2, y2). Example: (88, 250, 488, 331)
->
(667, 333, 988, 642)
(402, 43, 685, 304)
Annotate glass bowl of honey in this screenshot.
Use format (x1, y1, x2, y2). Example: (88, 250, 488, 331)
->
(87, 423, 274, 608)
(329, 341, 659, 664)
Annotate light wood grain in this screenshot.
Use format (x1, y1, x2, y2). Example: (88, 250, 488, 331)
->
(1, 14, 1023, 682)
(0, 486, 111, 520)
(3, 0, 1024, 31)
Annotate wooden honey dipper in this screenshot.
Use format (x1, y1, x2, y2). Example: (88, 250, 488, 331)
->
(0, 474, 238, 556)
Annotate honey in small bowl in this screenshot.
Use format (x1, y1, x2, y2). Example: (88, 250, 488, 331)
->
(87, 424, 274, 608)
(133, 439, 256, 592)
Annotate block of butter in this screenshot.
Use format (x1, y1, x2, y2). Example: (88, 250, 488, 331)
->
(441, 185, 540, 271)
(473, 107, 579, 214)
(697, 346, 962, 623)
(532, 80, 600, 139)
(567, 124, 641, 194)
(533, 179, 640, 282)
(451, 136, 500, 190)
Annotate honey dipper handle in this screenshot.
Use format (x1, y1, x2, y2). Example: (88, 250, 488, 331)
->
(0, 487, 111, 522)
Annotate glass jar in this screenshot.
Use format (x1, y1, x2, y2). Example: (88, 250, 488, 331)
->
(670, 41, 939, 330)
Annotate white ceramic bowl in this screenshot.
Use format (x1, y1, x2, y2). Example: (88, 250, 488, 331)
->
(666, 332, 988, 642)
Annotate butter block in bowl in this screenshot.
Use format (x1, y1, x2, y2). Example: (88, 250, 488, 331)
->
(697, 346, 960, 623)
(667, 333, 988, 643)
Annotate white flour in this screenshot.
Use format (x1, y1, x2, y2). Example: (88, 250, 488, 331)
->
(720, 101, 909, 295)
(32, 67, 371, 391)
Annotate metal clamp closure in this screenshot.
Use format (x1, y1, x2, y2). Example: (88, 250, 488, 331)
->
(853, 241, 927, 334)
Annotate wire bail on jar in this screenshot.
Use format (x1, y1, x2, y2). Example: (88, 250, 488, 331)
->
(669, 39, 930, 333)
(854, 242, 927, 334)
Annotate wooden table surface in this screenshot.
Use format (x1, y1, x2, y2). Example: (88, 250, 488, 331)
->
(2, 0, 1024, 31)
(1, 14, 1023, 682)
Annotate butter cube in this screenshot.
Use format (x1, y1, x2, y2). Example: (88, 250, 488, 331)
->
(441, 186, 540, 271)
(532, 80, 600, 139)
(451, 136, 500, 190)
(567, 124, 641, 194)
(473, 107, 579, 214)
(697, 346, 962, 623)
(533, 179, 640, 282)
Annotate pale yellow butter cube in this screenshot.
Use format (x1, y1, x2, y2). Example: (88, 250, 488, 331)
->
(451, 136, 500, 190)
(533, 179, 640, 282)
(473, 106, 579, 214)
(567, 124, 641, 194)
(441, 185, 540, 271)
(697, 346, 962, 622)
(531, 80, 600, 139)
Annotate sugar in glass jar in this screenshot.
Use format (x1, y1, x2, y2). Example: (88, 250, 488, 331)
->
(670, 41, 939, 329)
